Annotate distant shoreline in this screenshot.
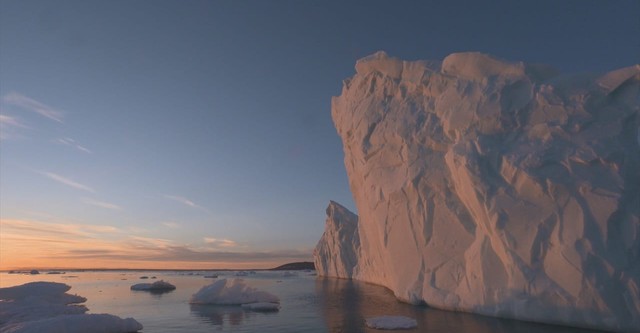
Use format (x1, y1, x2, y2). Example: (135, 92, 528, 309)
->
(2, 261, 315, 273)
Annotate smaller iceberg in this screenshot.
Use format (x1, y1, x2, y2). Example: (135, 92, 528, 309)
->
(130, 280, 176, 291)
(190, 278, 279, 306)
(365, 316, 417, 330)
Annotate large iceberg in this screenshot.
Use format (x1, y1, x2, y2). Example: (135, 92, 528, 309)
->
(0, 282, 142, 333)
(315, 51, 640, 331)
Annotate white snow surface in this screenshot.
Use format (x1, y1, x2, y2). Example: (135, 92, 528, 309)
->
(316, 51, 640, 331)
(0, 282, 142, 333)
(130, 280, 176, 291)
(365, 316, 417, 330)
(189, 279, 280, 305)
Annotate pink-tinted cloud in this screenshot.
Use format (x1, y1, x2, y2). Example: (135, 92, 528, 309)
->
(0, 218, 312, 270)
(38, 171, 95, 193)
(3, 92, 64, 123)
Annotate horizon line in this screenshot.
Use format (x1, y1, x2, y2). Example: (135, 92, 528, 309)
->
(0, 261, 315, 272)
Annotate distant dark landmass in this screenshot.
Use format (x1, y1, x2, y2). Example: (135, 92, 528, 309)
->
(271, 262, 315, 271)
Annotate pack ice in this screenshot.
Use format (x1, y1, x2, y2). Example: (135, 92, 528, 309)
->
(0, 282, 142, 333)
(315, 51, 640, 331)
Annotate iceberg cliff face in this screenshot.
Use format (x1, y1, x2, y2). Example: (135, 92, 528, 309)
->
(316, 51, 640, 331)
(314, 201, 360, 278)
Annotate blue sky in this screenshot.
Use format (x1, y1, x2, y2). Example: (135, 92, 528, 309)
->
(0, 0, 638, 269)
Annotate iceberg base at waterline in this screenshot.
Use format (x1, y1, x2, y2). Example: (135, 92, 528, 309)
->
(130, 280, 176, 292)
(365, 316, 417, 330)
(189, 278, 280, 312)
(0, 282, 143, 333)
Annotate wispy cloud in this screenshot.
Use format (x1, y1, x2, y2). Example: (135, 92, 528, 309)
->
(163, 195, 209, 212)
(0, 219, 120, 238)
(126, 226, 147, 234)
(0, 113, 30, 140)
(162, 222, 181, 229)
(39, 171, 95, 193)
(0, 114, 28, 128)
(3, 92, 64, 123)
(204, 237, 238, 248)
(164, 195, 198, 208)
(0, 218, 312, 270)
(81, 198, 121, 210)
(57, 137, 92, 154)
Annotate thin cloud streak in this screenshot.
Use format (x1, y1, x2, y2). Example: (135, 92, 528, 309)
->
(0, 114, 29, 128)
(163, 195, 209, 213)
(204, 237, 238, 248)
(81, 198, 121, 210)
(58, 245, 312, 263)
(0, 219, 120, 238)
(3, 92, 64, 123)
(57, 137, 92, 154)
(0, 113, 30, 140)
(39, 171, 95, 193)
(162, 222, 181, 229)
(164, 195, 198, 207)
(0, 218, 311, 269)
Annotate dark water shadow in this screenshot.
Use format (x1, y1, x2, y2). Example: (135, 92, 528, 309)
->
(190, 304, 248, 327)
(130, 289, 175, 298)
(316, 278, 611, 333)
(190, 304, 279, 327)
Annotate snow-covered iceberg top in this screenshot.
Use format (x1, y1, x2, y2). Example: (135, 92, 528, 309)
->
(0, 282, 142, 333)
(189, 278, 279, 306)
(365, 316, 417, 330)
(130, 280, 176, 291)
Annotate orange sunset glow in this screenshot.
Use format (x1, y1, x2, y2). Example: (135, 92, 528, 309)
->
(0, 218, 305, 270)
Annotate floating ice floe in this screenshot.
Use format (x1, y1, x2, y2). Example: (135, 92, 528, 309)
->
(189, 278, 279, 306)
(0, 282, 142, 333)
(365, 316, 417, 330)
(130, 280, 176, 291)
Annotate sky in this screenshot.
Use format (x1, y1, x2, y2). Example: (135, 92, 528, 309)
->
(1, 0, 638, 270)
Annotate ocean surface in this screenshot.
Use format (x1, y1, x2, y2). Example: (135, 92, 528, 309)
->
(0, 270, 606, 332)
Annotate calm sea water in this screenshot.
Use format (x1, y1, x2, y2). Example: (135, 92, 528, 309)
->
(0, 271, 606, 332)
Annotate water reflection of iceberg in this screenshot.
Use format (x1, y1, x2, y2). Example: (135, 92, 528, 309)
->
(130, 288, 175, 297)
(147, 289, 175, 296)
(316, 278, 364, 333)
(190, 304, 251, 327)
(316, 278, 594, 333)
